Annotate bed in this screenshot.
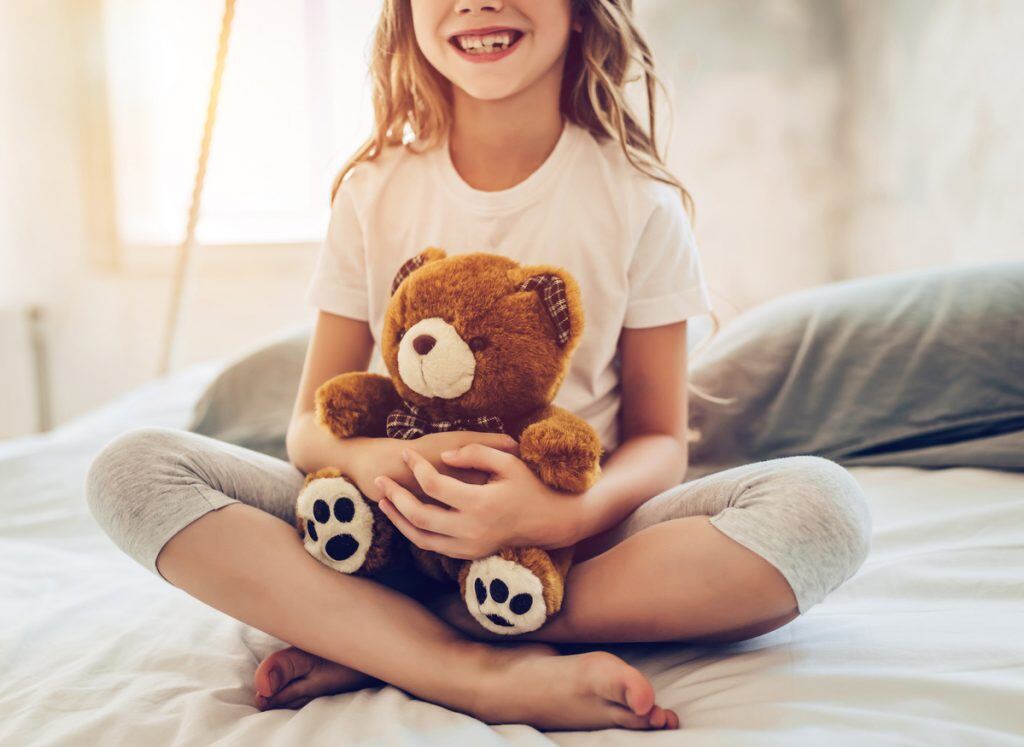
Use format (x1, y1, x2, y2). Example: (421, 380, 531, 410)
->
(3, 263, 1023, 745)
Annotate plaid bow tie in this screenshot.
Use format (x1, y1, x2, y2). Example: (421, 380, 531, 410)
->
(385, 400, 505, 440)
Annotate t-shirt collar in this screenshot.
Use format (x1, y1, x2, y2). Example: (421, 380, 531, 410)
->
(432, 118, 582, 214)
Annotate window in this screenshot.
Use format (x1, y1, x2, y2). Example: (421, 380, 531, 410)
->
(102, 0, 381, 247)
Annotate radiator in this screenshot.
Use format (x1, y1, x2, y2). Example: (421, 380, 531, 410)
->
(0, 304, 50, 438)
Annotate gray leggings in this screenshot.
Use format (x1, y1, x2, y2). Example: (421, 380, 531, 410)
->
(84, 426, 871, 614)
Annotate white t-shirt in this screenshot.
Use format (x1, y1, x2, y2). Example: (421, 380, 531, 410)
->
(305, 120, 713, 453)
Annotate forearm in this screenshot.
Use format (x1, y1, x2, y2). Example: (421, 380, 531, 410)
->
(286, 414, 502, 502)
(286, 410, 369, 475)
(562, 433, 688, 547)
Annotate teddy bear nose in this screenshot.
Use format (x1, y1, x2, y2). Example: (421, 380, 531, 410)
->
(412, 334, 436, 355)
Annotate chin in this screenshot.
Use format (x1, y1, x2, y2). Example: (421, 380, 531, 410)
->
(452, 74, 533, 102)
(458, 83, 523, 101)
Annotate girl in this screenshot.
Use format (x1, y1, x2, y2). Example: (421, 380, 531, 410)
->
(86, 0, 870, 732)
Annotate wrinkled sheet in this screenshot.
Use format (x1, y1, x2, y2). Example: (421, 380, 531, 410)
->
(2, 362, 1023, 746)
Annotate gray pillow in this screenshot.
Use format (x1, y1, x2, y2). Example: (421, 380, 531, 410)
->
(188, 323, 311, 462)
(686, 260, 1024, 479)
(188, 262, 1024, 475)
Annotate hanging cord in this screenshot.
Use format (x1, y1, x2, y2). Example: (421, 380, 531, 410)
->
(157, 0, 237, 376)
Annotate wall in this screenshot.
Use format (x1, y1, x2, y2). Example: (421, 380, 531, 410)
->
(639, 0, 1023, 314)
(639, 0, 849, 314)
(838, 0, 1024, 275)
(0, 0, 319, 434)
(1, 0, 1022, 437)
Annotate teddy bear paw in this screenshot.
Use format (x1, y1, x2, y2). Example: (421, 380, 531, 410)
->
(464, 556, 547, 635)
(296, 476, 375, 574)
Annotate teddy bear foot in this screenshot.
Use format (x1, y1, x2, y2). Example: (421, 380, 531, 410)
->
(464, 556, 549, 635)
(296, 476, 376, 575)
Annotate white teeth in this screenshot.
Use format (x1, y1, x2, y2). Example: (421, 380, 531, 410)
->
(455, 31, 517, 54)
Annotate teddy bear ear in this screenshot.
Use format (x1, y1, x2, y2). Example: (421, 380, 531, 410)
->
(390, 247, 447, 296)
(516, 269, 583, 347)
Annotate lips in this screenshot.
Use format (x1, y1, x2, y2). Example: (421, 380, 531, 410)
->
(447, 25, 524, 43)
(447, 26, 525, 61)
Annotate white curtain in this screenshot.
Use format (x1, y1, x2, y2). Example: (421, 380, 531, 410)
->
(102, 0, 380, 248)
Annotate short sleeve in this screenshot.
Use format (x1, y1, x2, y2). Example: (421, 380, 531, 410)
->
(304, 185, 370, 321)
(623, 188, 713, 328)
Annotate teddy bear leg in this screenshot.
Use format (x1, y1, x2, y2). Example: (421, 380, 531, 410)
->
(459, 546, 574, 636)
(295, 472, 397, 576)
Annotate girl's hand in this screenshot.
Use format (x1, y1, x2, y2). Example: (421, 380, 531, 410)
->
(344, 432, 519, 504)
(374, 445, 586, 561)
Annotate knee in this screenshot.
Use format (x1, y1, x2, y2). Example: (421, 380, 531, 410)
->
(769, 455, 873, 596)
(85, 426, 188, 535)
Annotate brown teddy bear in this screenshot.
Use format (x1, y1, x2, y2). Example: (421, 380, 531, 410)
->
(294, 248, 603, 635)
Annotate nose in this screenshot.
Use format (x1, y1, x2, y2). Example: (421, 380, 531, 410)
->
(413, 334, 436, 355)
(455, 0, 502, 14)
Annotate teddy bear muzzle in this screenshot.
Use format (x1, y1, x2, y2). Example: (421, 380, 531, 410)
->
(397, 316, 477, 399)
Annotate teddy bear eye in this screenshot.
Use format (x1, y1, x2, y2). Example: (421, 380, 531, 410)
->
(469, 336, 488, 352)
(396, 327, 406, 341)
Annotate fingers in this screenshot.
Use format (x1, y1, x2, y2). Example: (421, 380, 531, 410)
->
(476, 432, 519, 454)
(377, 481, 473, 559)
(401, 448, 473, 508)
(439, 442, 521, 478)
(374, 475, 460, 537)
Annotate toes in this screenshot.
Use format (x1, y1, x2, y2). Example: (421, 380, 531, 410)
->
(585, 652, 662, 731)
(645, 705, 679, 730)
(620, 666, 655, 716)
(606, 702, 674, 731)
(587, 652, 654, 716)
(647, 705, 667, 729)
(255, 676, 317, 711)
(665, 709, 680, 729)
(269, 663, 367, 704)
(607, 704, 654, 730)
(270, 676, 321, 706)
(254, 646, 315, 698)
(254, 664, 375, 712)
(255, 691, 313, 712)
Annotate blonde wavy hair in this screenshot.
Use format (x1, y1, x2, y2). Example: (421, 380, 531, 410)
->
(332, 0, 730, 432)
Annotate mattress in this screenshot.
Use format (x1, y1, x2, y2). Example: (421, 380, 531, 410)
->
(2, 360, 1022, 746)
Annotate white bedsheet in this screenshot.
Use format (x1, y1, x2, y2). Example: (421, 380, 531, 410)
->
(2, 363, 1023, 746)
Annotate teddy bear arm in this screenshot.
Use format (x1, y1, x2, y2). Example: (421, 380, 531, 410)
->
(517, 406, 603, 493)
(315, 372, 401, 438)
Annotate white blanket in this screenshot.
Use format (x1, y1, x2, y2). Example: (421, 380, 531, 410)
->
(2, 362, 1023, 746)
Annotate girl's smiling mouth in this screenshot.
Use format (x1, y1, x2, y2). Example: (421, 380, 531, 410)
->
(447, 27, 525, 63)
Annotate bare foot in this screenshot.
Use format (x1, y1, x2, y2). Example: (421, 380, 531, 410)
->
(253, 639, 678, 729)
(463, 642, 679, 731)
(252, 646, 378, 710)
(428, 593, 677, 729)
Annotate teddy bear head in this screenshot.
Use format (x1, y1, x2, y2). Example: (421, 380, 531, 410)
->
(381, 248, 584, 421)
